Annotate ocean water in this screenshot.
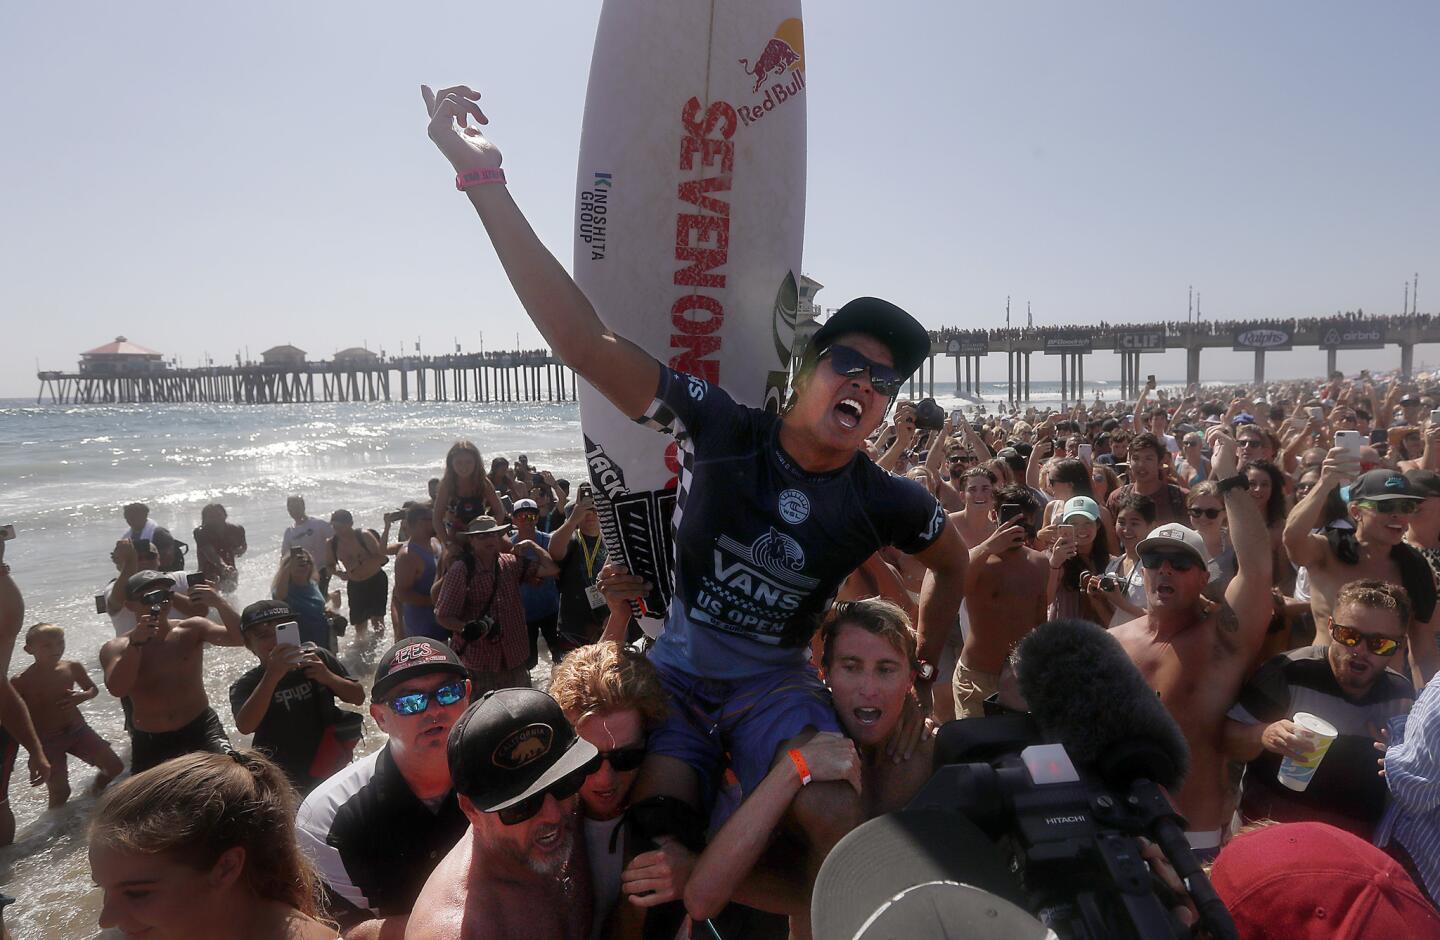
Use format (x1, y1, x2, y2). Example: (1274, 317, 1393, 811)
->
(0, 398, 590, 939)
(0, 378, 1177, 936)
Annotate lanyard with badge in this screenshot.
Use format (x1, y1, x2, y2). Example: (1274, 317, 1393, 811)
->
(579, 534, 607, 610)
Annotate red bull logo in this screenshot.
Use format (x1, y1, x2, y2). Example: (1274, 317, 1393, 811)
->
(740, 37, 801, 93)
(736, 19, 806, 128)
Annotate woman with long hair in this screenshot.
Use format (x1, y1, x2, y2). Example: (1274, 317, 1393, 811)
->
(1048, 496, 1113, 624)
(434, 441, 506, 544)
(1186, 481, 1236, 587)
(270, 549, 334, 651)
(89, 749, 336, 940)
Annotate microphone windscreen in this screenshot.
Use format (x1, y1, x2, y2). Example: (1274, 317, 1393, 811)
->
(1017, 618, 1189, 790)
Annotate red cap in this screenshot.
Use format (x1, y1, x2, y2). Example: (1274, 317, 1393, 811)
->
(1211, 823, 1440, 939)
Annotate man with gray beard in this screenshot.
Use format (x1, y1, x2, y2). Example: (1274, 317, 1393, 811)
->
(407, 689, 597, 940)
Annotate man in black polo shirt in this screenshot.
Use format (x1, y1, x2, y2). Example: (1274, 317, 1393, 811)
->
(1224, 579, 1416, 840)
(297, 638, 472, 938)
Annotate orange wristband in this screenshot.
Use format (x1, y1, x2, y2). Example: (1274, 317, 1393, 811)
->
(788, 748, 812, 786)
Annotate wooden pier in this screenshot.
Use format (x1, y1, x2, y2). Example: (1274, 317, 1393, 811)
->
(35, 352, 579, 405)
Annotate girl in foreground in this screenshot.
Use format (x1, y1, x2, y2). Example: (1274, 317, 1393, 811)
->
(89, 749, 337, 940)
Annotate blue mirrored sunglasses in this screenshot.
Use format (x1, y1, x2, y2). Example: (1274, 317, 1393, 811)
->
(388, 680, 467, 717)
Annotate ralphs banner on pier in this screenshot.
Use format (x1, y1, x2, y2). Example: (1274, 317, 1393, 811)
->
(573, 0, 807, 628)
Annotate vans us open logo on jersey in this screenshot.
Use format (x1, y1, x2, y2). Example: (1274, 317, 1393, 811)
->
(778, 488, 810, 524)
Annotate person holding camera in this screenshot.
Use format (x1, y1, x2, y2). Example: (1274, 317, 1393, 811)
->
(546, 484, 613, 652)
(230, 601, 365, 794)
(271, 548, 337, 651)
(435, 516, 559, 696)
(1090, 492, 1156, 626)
(99, 570, 244, 774)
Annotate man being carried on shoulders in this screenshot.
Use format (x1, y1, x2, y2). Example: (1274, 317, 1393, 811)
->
(1109, 435, 1273, 862)
(421, 84, 967, 936)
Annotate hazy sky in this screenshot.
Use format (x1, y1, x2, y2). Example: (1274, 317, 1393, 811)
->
(2, 2, 1435, 400)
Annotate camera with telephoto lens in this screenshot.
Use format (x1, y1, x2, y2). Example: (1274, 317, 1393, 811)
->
(462, 616, 499, 643)
(897, 718, 1234, 940)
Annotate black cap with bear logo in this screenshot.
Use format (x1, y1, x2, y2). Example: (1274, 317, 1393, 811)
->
(446, 688, 599, 812)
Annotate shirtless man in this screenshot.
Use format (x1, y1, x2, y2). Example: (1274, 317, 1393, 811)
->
(949, 466, 999, 549)
(954, 485, 1069, 719)
(0, 545, 49, 850)
(1284, 461, 1440, 686)
(99, 570, 243, 773)
(407, 689, 596, 940)
(1108, 436, 1272, 861)
(330, 509, 389, 637)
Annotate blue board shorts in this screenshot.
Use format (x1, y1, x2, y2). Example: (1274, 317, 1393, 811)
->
(648, 659, 841, 811)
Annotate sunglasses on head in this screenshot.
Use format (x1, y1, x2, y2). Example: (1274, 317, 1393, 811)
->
(387, 680, 468, 717)
(1330, 621, 1401, 657)
(820, 344, 905, 397)
(1139, 550, 1203, 572)
(497, 753, 604, 826)
(1188, 507, 1223, 519)
(1356, 499, 1421, 515)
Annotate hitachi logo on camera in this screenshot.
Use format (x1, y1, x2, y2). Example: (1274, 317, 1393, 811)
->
(1045, 814, 1088, 825)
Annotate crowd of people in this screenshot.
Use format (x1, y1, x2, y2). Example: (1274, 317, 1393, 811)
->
(929, 308, 1430, 344)
(2, 83, 1438, 940)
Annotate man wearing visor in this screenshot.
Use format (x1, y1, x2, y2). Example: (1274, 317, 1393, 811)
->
(98, 569, 244, 773)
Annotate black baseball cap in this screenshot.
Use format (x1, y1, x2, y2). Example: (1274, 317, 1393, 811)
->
(811, 810, 1040, 940)
(809, 297, 931, 379)
(125, 570, 175, 599)
(1347, 469, 1419, 503)
(372, 638, 469, 700)
(447, 688, 598, 813)
(239, 600, 293, 633)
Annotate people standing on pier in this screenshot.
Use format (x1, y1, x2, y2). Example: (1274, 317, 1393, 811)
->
(328, 510, 389, 639)
(281, 496, 335, 594)
(194, 503, 247, 593)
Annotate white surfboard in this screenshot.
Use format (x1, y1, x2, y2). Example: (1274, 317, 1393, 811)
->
(574, 0, 807, 631)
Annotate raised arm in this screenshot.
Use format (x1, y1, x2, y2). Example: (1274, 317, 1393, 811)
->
(1217, 437, 1274, 654)
(1282, 446, 1353, 568)
(424, 85, 658, 420)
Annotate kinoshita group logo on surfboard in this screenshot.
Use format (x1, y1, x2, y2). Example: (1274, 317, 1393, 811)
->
(737, 18, 805, 128)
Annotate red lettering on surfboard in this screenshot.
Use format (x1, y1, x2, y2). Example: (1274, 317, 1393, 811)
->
(670, 98, 738, 383)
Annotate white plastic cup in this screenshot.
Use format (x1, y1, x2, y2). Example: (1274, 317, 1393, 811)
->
(1276, 712, 1339, 791)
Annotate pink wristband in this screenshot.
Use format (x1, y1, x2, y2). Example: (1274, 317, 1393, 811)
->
(455, 168, 507, 190)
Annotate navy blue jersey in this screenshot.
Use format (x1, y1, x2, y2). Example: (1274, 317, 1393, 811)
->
(637, 368, 946, 679)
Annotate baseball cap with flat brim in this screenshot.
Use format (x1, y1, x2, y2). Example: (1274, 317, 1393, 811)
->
(448, 688, 599, 813)
(460, 516, 514, 537)
(809, 297, 931, 381)
(125, 570, 176, 599)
